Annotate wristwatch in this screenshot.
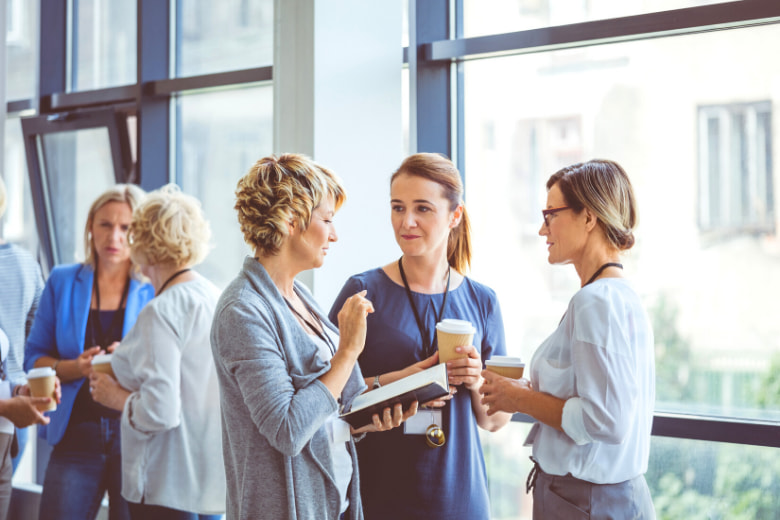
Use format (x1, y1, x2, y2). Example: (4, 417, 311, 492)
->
(372, 375, 381, 390)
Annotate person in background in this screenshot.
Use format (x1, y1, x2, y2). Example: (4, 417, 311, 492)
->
(211, 154, 416, 520)
(480, 159, 656, 519)
(329, 153, 512, 520)
(25, 184, 154, 520)
(90, 184, 225, 520)
(0, 175, 46, 471)
(0, 327, 60, 520)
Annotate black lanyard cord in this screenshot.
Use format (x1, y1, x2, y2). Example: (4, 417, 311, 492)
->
(583, 262, 623, 287)
(398, 257, 451, 358)
(157, 268, 192, 295)
(559, 262, 624, 325)
(89, 266, 131, 349)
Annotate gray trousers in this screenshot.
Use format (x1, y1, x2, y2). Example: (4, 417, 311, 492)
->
(0, 432, 13, 520)
(532, 466, 656, 520)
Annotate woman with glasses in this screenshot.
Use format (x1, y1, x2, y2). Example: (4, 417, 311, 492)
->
(480, 159, 656, 519)
(329, 153, 512, 520)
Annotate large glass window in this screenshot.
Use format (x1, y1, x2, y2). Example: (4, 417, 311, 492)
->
(463, 24, 780, 423)
(176, 85, 273, 289)
(72, 0, 136, 91)
(462, 0, 743, 37)
(481, 424, 780, 520)
(2, 118, 38, 252)
(5, 0, 38, 100)
(35, 127, 117, 264)
(176, 0, 273, 77)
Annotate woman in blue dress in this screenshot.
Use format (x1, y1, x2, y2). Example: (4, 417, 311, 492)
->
(329, 153, 512, 520)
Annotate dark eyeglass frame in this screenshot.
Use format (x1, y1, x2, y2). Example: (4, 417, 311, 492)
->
(541, 206, 571, 228)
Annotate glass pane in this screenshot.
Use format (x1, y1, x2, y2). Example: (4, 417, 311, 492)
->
(482, 422, 780, 519)
(481, 421, 534, 519)
(176, 85, 273, 289)
(6, 0, 39, 100)
(463, 0, 743, 37)
(648, 437, 780, 519)
(3, 118, 39, 253)
(176, 0, 273, 77)
(463, 24, 780, 422)
(40, 128, 116, 264)
(73, 0, 136, 91)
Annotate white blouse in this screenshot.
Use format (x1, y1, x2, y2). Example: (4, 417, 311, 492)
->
(310, 326, 353, 515)
(526, 278, 655, 484)
(112, 276, 226, 514)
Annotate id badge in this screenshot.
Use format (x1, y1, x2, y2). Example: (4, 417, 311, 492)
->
(404, 409, 443, 434)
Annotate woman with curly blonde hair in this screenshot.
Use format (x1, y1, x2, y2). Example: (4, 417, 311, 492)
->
(90, 184, 225, 520)
(211, 153, 416, 520)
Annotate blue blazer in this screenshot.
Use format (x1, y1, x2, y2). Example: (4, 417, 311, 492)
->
(24, 263, 154, 445)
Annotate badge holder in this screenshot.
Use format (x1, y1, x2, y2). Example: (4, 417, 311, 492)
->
(404, 408, 445, 448)
(424, 409, 445, 448)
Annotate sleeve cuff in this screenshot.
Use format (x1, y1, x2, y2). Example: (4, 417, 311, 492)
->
(561, 397, 593, 445)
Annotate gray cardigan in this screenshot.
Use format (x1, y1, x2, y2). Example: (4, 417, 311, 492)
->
(211, 257, 366, 520)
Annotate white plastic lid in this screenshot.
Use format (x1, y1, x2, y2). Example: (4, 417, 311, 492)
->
(435, 319, 476, 334)
(486, 356, 525, 367)
(27, 366, 55, 378)
(91, 354, 113, 365)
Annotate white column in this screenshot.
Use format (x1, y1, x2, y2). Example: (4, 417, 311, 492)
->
(274, 0, 404, 309)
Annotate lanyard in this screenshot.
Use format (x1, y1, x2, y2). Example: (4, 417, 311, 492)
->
(560, 262, 624, 325)
(398, 257, 451, 358)
(88, 266, 131, 349)
(157, 268, 191, 295)
(583, 262, 623, 287)
(284, 288, 337, 356)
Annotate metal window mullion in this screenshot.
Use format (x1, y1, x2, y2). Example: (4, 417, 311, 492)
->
(136, 0, 171, 190)
(426, 0, 780, 62)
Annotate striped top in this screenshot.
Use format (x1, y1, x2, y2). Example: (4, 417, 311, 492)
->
(0, 243, 45, 385)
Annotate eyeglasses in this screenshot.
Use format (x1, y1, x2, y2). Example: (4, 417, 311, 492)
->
(541, 206, 571, 228)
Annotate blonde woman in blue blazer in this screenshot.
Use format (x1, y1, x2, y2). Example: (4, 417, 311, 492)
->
(25, 185, 154, 520)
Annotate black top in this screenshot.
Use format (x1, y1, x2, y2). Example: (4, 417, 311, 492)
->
(71, 309, 124, 422)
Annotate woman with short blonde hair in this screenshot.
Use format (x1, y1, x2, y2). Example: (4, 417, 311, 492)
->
(91, 183, 224, 520)
(212, 153, 414, 520)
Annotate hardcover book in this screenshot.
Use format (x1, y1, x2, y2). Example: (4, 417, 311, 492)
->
(340, 363, 449, 428)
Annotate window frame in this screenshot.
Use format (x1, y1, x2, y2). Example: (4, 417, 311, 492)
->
(405, 0, 780, 449)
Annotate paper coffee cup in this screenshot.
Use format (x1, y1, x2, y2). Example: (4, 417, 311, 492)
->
(436, 319, 476, 364)
(91, 354, 115, 379)
(26, 366, 57, 412)
(485, 356, 525, 379)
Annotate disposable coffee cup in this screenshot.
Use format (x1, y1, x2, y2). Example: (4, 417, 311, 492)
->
(91, 354, 115, 379)
(26, 366, 57, 412)
(485, 356, 525, 379)
(436, 319, 476, 364)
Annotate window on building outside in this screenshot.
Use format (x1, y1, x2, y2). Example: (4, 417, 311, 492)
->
(698, 101, 774, 236)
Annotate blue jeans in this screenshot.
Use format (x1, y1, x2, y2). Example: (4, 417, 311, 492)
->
(39, 418, 130, 520)
(128, 502, 222, 520)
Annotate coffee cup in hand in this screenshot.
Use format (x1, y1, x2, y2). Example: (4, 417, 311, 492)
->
(436, 319, 476, 364)
(26, 367, 57, 411)
(91, 354, 116, 379)
(485, 356, 525, 379)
